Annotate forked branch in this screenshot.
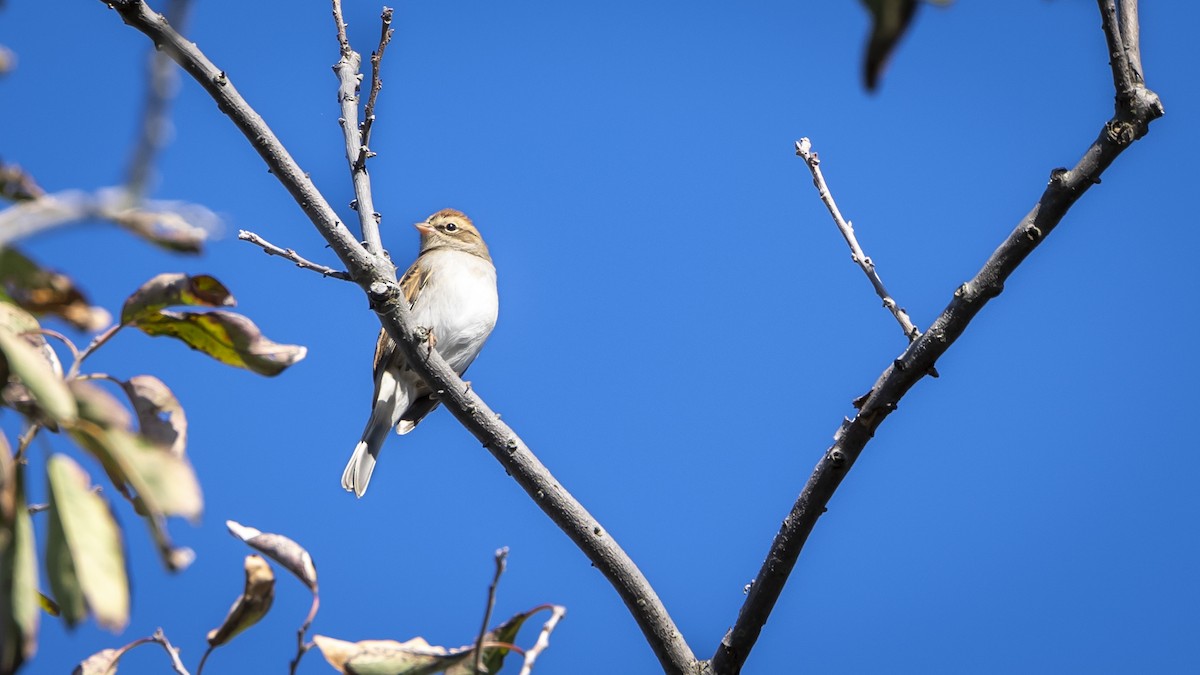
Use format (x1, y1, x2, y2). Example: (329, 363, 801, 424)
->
(98, 1, 697, 672)
(710, 2, 1161, 672)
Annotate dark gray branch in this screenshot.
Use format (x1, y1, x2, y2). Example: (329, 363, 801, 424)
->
(1118, 0, 1143, 82)
(709, 3, 1162, 673)
(98, 2, 697, 672)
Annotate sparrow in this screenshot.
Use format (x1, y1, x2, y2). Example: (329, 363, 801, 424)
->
(341, 208, 498, 497)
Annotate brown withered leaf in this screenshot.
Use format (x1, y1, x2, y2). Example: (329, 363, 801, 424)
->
(225, 521, 317, 592)
(119, 273, 233, 325)
(0, 248, 111, 331)
(206, 555, 275, 648)
(107, 207, 208, 254)
(118, 375, 186, 457)
(0, 317, 76, 426)
(312, 635, 471, 675)
(72, 647, 120, 675)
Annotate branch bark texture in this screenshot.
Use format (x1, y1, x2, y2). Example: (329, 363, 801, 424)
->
(98, 1, 697, 672)
(710, 3, 1162, 672)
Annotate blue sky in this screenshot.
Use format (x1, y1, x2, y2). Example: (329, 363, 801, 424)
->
(2, 1, 1198, 673)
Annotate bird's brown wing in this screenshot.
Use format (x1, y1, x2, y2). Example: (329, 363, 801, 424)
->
(370, 258, 441, 431)
(370, 258, 430, 380)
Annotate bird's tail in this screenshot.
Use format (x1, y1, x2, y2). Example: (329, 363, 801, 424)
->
(342, 373, 406, 497)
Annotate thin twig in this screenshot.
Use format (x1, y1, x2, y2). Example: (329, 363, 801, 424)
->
(196, 645, 214, 675)
(152, 628, 191, 675)
(331, 0, 386, 259)
(289, 592, 320, 675)
(795, 137, 920, 342)
(360, 7, 394, 153)
(125, 0, 193, 201)
(33, 328, 80, 365)
(238, 229, 352, 280)
(710, 5, 1162, 673)
(99, 3, 696, 672)
(519, 605, 567, 675)
(70, 323, 124, 378)
(474, 547, 509, 674)
(13, 423, 39, 462)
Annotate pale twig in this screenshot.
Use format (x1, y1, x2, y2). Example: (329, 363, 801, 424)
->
(237, 229, 352, 280)
(100, 3, 696, 671)
(331, 0, 385, 259)
(473, 547, 509, 674)
(152, 628, 191, 675)
(70, 323, 124, 378)
(360, 7, 394, 154)
(711, 5, 1162, 673)
(13, 423, 40, 462)
(519, 605, 567, 675)
(795, 137, 920, 342)
(33, 328, 80, 366)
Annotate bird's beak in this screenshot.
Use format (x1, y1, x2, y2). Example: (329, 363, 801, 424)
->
(414, 222, 434, 235)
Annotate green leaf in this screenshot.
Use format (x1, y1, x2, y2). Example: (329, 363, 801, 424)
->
(0, 248, 111, 332)
(69, 382, 201, 520)
(0, 317, 76, 425)
(45, 454, 129, 632)
(68, 382, 200, 571)
(134, 310, 306, 376)
(0, 444, 39, 674)
(444, 609, 532, 675)
(205, 555, 275, 648)
(119, 273, 233, 325)
(860, 0, 918, 91)
(312, 635, 472, 675)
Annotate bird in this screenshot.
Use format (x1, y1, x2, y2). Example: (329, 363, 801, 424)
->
(341, 208, 498, 497)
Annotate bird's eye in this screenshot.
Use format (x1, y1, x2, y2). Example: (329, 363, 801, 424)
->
(444, 222, 459, 232)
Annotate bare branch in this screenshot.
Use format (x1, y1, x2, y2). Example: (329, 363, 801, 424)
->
(288, 593, 320, 675)
(361, 7, 394, 152)
(330, 0, 385, 259)
(124, 0, 193, 201)
(519, 605, 567, 675)
(237, 229, 352, 280)
(474, 547, 509, 675)
(795, 137, 920, 342)
(97, 2, 697, 672)
(710, 6, 1162, 673)
(1118, 0, 1144, 82)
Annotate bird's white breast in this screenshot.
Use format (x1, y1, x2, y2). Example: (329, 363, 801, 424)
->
(410, 250, 499, 374)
